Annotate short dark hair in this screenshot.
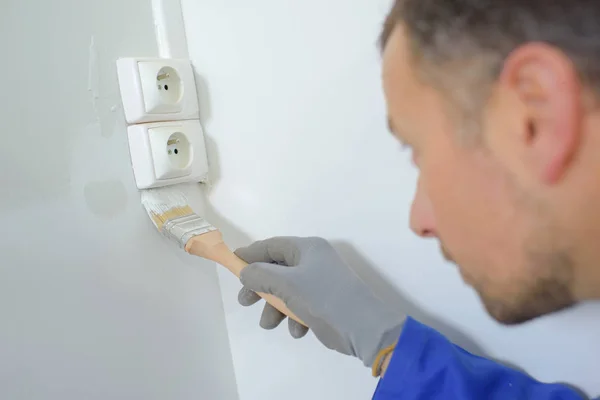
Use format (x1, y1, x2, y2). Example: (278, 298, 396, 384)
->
(380, 0, 600, 112)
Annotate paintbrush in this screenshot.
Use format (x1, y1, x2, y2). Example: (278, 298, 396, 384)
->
(141, 186, 305, 326)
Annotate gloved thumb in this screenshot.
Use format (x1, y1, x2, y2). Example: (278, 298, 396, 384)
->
(239, 262, 291, 298)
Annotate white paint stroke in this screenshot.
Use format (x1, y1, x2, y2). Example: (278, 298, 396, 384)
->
(87, 35, 100, 123)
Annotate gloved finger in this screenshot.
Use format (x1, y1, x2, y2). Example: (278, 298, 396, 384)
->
(238, 286, 261, 307)
(239, 262, 292, 297)
(259, 303, 286, 330)
(234, 237, 301, 266)
(288, 318, 309, 339)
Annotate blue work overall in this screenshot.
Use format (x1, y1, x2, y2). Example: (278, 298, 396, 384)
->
(372, 317, 591, 399)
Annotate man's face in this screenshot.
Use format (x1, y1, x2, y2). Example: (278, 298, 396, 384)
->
(382, 26, 579, 324)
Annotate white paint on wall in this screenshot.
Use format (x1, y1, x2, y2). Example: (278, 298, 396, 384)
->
(0, 0, 238, 399)
(179, 0, 600, 398)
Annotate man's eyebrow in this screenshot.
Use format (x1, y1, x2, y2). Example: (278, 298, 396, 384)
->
(387, 117, 395, 134)
(387, 117, 410, 148)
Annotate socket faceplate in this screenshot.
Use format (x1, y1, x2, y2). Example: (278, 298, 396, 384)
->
(116, 57, 199, 124)
(127, 120, 208, 189)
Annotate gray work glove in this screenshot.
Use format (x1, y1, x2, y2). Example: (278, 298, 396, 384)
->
(234, 236, 406, 371)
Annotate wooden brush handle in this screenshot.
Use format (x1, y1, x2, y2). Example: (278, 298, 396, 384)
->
(185, 230, 306, 327)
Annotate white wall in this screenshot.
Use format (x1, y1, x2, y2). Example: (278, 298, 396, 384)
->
(0, 1, 238, 399)
(181, 1, 600, 398)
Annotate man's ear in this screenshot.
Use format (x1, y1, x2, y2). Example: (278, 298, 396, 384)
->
(492, 42, 583, 184)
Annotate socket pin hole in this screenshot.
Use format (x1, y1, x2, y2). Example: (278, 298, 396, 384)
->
(167, 132, 192, 169)
(156, 66, 182, 103)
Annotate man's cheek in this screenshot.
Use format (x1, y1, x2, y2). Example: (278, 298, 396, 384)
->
(423, 162, 461, 215)
(424, 161, 474, 246)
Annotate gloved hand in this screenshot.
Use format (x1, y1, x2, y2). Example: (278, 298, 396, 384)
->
(234, 236, 406, 374)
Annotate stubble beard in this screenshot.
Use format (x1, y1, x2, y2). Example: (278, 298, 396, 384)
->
(440, 242, 576, 325)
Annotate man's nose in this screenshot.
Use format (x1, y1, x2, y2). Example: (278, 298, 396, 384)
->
(410, 180, 438, 238)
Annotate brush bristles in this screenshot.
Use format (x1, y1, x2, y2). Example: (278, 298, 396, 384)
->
(141, 187, 196, 231)
(148, 205, 196, 231)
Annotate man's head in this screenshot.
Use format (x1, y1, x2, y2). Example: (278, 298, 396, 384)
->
(380, 0, 600, 324)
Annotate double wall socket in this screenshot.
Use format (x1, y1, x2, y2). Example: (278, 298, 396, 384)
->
(127, 120, 209, 189)
(116, 57, 199, 124)
(116, 56, 208, 189)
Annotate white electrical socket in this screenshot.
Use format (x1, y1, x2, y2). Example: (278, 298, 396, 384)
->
(116, 57, 200, 124)
(127, 120, 209, 189)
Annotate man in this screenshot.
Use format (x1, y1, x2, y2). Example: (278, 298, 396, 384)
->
(233, 0, 600, 398)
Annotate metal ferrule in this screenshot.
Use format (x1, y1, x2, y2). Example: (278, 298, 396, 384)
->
(161, 214, 216, 248)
